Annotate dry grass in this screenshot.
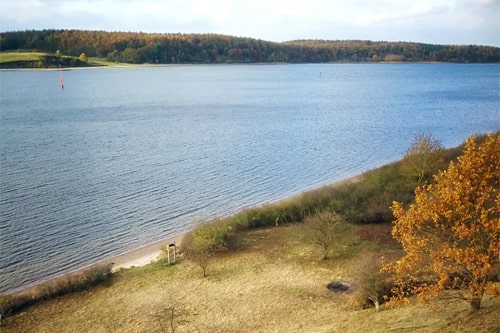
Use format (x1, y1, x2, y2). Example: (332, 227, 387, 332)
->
(2, 224, 498, 333)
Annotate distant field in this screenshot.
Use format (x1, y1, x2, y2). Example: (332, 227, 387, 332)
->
(0, 52, 48, 63)
(0, 52, 138, 67)
(87, 57, 135, 67)
(0, 52, 131, 67)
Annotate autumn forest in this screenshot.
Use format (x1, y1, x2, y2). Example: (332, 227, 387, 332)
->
(1, 29, 499, 64)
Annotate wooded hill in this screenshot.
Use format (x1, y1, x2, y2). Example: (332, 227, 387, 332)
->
(1, 29, 499, 64)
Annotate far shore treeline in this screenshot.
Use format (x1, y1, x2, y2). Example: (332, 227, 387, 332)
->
(1, 30, 499, 66)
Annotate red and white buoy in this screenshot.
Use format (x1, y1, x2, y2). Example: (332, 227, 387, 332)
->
(59, 64, 64, 90)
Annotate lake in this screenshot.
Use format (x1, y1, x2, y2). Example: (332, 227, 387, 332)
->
(1, 63, 499, 293)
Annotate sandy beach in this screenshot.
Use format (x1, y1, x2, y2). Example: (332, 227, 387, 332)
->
(107, 234, 184, 272)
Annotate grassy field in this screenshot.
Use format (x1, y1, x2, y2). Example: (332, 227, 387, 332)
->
(0, 52, 48, 63)
(0, 52, 132, 68)
(87, 57, 137, 67)
(2, 223, 498, 332)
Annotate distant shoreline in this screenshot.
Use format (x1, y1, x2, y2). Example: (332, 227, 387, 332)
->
(1, 61, 493, 73)
(3, 32, 499, 65)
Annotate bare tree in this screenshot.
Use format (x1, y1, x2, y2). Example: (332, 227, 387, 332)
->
(305, 210, 345, 260)
(401, 132, 444, 183)
(151, 303, 185, 333)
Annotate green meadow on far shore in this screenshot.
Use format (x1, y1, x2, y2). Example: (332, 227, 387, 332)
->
(0, 52, 48, 63)
(0, 51, 133, 68)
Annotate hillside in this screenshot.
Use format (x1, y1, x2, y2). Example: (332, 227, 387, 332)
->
(2, 134, 499, 332)
(1, 223, 498, 332)
(1, 30, 499, 65)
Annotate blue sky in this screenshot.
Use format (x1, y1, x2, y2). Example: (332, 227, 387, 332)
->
(1, 0, 499, 46)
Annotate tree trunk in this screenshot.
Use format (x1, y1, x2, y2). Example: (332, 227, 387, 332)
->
(368, 296, 380, 312)
(470, 297, 482, 311)
(470, 287, 484, 311)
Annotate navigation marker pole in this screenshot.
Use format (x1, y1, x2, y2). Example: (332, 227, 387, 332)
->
(59, 64, 64, 90)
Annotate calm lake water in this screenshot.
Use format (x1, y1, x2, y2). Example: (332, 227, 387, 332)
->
(1, 64, 499, 293)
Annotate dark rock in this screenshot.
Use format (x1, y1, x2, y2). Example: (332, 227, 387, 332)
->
(326, 281, 352, 293)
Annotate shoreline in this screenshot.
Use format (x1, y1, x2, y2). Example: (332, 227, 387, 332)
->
(2, 174, 361, 296)
(1, 233, 185, 296)
(0, 61, 478, 72)
(101, 174, 362, 271)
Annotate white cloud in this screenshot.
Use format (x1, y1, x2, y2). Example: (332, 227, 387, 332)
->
(474, 0, 499, 5)
(0, 0, 498, 45)
(353, 2, 449, 27)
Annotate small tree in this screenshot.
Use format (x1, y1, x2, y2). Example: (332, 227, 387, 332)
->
(305, 210, 344, 260)
(152, 305, 181, 333)
(79, 52, 88, 63)
(55, 49, 62, 58)
(401, 132, 444, 183)
(387, 133, 500, 311)
(181, 223, 229, 277)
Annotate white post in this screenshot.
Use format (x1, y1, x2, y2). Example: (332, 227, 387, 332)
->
(173, 241, 176, 263)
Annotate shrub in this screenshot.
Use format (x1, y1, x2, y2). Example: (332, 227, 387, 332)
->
(401, 132, 445, 184)
(329, 163, 417, 224)
(351, 254, 394, 311)
(181, 221, 232, 277)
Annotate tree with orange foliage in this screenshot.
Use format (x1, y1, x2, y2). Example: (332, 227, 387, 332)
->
(387, 133, 499, 311)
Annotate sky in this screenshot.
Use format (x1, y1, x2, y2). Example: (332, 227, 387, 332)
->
(1, 0, 499, 46)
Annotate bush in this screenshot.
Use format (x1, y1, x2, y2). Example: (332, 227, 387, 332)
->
(329, 163, 417, 223)
(350, 254, 394, 310)
(181, 221, 232, 277)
